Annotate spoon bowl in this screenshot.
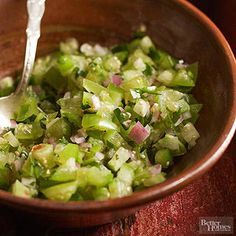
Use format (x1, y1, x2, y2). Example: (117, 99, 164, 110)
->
(0, 95, 22, 129)
(0, 0, 45, 131)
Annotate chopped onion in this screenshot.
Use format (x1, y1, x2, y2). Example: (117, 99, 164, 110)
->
(111, 75, 122, 86)
(122, 120, 131, 129)
(102, 78, 111, 87)
(130, 89, 141, 99)
(14, 158, 25, 171)
(91, 95, 101, 111)
(47, 137, 57, 147)
(145, 124, 151, 134)
(128, 121, 150, 144)
(150, 103, 160, 123)
(181, 122, 200, 144)
(182, 111, 192, 120)
(63, 92, 71, 99)
(149, 164, 162, 175)
(129, 150, 137, 161)
(133, 99, 150, 117)
(95, 152, 105, 161)
(10, 119, 17, 129)
(70, 135, 85, 144)
(174, 115, 184, 126)
(80, 43, 94, 56)
(94, 44, 109, 56)
(133, 58, 146, 71)
(118, 107, 125, 112)
(21, 177, 36, 187)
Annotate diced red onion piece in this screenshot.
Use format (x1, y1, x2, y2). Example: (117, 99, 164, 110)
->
(47, 137, 57, 147)
(63, 92, 71, 99)
(128, 121, 150, 144)
(122, 120, 131, 129)
(151, 110, 160, 123)
(14, 158, 25, 171)
(70, 135, 85, 144)
(10, 119, 17, 129)
(111, 75, 122, 86)
(150, 164, 162, 175)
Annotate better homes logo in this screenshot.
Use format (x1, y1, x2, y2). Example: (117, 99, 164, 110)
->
(199, 217, 234, 234)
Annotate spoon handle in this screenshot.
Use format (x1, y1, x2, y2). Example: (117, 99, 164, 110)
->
(16, 0, 46, 94)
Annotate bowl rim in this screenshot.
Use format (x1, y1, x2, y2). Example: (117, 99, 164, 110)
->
(0, 0, 235, 213)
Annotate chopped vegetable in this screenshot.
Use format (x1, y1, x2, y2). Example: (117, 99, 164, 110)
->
(111, 75, 122, 86)
(128, 122, 150, 144)
(0, 34, 202, 201)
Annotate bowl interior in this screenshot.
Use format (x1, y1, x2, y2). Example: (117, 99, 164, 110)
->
(0, 0, 235, 202)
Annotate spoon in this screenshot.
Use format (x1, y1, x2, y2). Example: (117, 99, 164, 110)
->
(0, 0, 46, 131)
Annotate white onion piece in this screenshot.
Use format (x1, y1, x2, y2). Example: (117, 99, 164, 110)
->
(149, 164, 162, 175)
(91, 95, 101, 110)
(174, 115, 184, 126)
(95, 152, 105, 161)
(10, 119, 17, 129)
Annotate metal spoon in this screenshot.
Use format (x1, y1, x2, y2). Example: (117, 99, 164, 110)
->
(0, 0, 46, 131)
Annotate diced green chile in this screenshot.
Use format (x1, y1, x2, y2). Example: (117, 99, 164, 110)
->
(0, 35, 201, 201)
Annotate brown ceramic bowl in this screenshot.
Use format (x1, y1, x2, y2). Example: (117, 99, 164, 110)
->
(0, 0, 235, 227)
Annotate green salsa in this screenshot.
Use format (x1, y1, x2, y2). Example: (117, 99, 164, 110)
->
(0, 34, 201, 201)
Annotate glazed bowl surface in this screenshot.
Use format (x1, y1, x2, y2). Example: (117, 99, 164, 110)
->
(0, 0, 235, 227)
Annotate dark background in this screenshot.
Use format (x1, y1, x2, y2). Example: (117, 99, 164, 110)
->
(0, 1, 235, 235)
(191, 0, 236, 54)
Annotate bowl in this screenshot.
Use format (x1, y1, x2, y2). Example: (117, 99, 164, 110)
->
(0, 0, 235, 227)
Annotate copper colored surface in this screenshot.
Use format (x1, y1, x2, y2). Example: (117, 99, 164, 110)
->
(0, 0, 235, 227)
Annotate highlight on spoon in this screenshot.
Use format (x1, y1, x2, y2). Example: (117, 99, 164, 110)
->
(0, 114, 11, 130)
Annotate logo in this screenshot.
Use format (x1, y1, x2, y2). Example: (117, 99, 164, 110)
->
(199, 217, 234, 234)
